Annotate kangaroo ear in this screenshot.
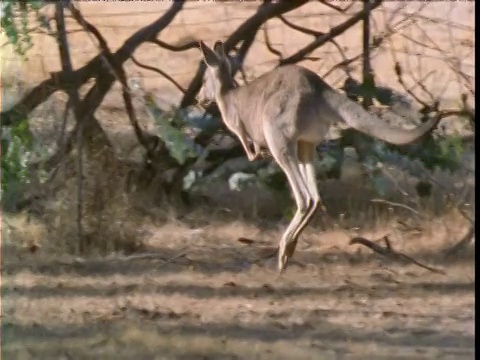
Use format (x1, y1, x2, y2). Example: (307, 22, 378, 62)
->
(199, 41, 218, 67)
(228, 53, 242, 76)
(213, 40, 227, 59)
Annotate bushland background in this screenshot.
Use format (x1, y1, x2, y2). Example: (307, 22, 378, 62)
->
(1, 1, 474, 358)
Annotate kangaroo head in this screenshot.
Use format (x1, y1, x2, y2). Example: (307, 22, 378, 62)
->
(198, 40, 237, 106)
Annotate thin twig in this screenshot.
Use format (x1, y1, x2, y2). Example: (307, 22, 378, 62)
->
(317, 0, 354, 13)
(277, 15, 321, 36)
(413, 21, 474, 96)
(280, 0, 383, 66)
(403, 44, 437, 104)
(392, 61, 431, 109)
(322, 19, 410, 79)
(370, 198, 424, 218)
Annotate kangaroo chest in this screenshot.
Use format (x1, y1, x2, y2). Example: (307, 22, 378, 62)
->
(222, 99, 267, 147)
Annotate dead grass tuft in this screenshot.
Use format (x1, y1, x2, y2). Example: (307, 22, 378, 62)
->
(39, 136, 156, 256)
(2, 211, 47, 253)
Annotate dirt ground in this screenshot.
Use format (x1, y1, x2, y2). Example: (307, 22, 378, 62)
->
(2, 210, 475, 360)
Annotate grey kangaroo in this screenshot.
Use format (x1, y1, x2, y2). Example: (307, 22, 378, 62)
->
(198, 40, 439, 272)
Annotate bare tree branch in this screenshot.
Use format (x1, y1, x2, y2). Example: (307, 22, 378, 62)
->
(280, 0, 383, 66)
(67, 3, 158, 161)
(322, 18, 412, 79)
(150, 38, 199, 52)
(393, 61, 431, 109)
(278, 14, 322, 36)
(317, 0, 355, 13)
(130, 55, 185, 94)
(2, 1, 185, 126)
(26, 3, 185, 182)
(262, 23, 282, 59)
(412, 21, 474, 96)
(277, 13, 349, 64)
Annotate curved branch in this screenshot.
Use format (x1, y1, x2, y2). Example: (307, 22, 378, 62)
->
(262, 23, 282, 59)
(277, 14, 348, 66)
(150, 38, 199, 52)
(277, 14, 322, 37)
(131, 55, 185, 94)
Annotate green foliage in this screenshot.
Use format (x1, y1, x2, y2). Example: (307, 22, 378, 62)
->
(1, 120, 33, 206)
(173, 108, 221, 136)
(381, 134, 466, 173)
(1, 1, 43, 57)
(144, 94, 205, 165)
(257, 164, 286, 192)
(350, 132, 466, 196)
(2, 118, 51, 210)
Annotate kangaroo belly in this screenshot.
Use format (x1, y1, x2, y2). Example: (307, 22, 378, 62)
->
(240, 118, 267, 147)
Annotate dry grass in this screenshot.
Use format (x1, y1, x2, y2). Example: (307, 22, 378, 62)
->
(2, 202, 474, 359)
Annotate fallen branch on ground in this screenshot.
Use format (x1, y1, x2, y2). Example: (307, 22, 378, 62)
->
(350, 235, 446, 275)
